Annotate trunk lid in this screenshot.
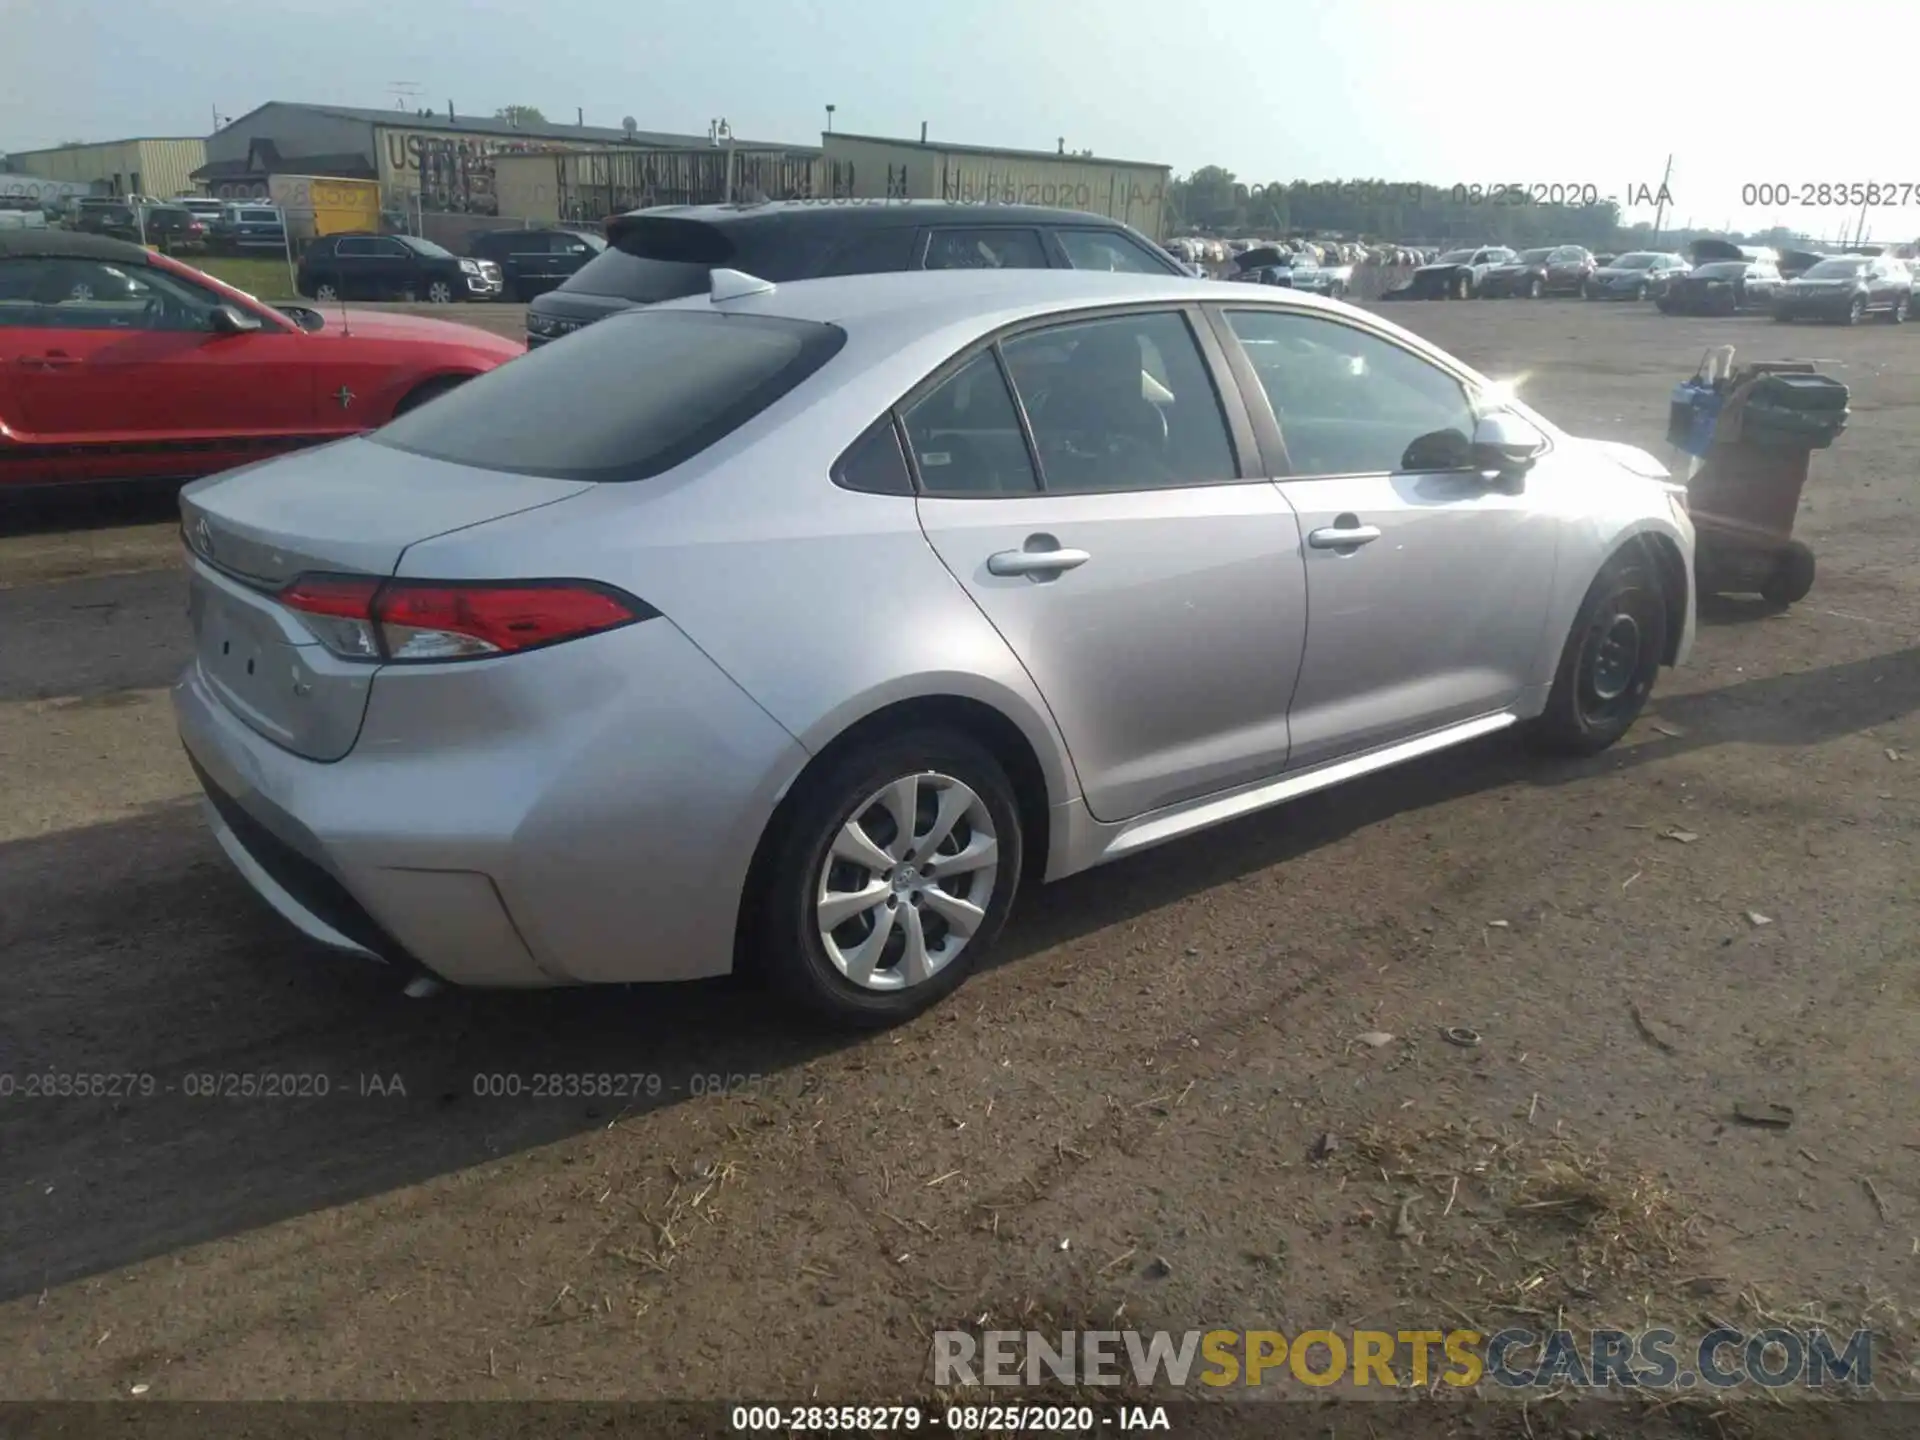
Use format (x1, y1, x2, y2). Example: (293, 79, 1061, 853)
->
(179, 439, 593, 759)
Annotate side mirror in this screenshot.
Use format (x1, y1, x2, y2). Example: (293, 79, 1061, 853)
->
(209, 303, 262, 335)
(1470, 410, 1548, 488)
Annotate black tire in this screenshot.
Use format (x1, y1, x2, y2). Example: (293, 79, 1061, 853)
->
(1845, 296, 1866, 326)
(1759, 540, 1816, 606)
(1454, 273, 1473, 300)
(1530, 551, 1669, 757)
(1634, 282, 1649, 301)
(425, 278, 456, 305)
(310, 275, 342, 302)
(1886, 295, 1910, 324)
(753, 729, 1024, 1028)
(1656, 299, 1675, 314)
(392, 375, 468, 415)
(1526, 276, 1544, 299)
(1773, 310, 1792, 323)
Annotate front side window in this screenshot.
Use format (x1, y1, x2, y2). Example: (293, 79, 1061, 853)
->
(1225, 309, 1477, 477)
(0, 258, 224, 332)
(335, 237, 376, 257)
(372, 309, 845, 482)
(1054, 229, 1176, 274)
(999, 311, 1237, 493)
(900, 350, 1040, 496)
(923, 228, 1049, 271)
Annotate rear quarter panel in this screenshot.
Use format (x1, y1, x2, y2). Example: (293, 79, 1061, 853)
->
(389, 342, 1085, 814)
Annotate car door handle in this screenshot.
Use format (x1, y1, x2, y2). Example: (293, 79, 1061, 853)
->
(18, 352, 80, 370)
(1307, 522, 1382, 549)
(987, 546, 1091, 577)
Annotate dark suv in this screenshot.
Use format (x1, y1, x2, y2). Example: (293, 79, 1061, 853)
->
(1772, 254, 1912, 324)
(73, 198, 141, 241)
(1477, 245, 1594, 298)
(524, 200, 1187, 347)
(296, 232, 505, 303)
(468, 227, 606, 301)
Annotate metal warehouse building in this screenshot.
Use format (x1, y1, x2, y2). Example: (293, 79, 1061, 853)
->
(199, 102, 801, 215)
(5, 137, 208, 200)
(820, 132, 1170, 239)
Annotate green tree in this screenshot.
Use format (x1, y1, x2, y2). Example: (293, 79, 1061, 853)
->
(494, 105, 547, 127)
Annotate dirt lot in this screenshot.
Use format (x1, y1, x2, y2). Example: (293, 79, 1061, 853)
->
(1, 299, 1915, 1432)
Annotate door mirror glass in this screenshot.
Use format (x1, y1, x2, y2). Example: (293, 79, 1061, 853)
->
(1401, 427, 1474, 471)
(209, 303, 262, 335)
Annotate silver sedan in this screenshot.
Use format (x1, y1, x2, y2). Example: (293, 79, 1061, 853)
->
(174, 269, 1696, 1025)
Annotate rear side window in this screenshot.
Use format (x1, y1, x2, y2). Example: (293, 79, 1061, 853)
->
(818, 228, 919, 276)
(371, 310, 846, 482)
(833, 416, 915, 495)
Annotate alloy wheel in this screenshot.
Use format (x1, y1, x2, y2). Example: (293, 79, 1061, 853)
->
(815, 771, 1000, 992)
(314, 282, 338, 301)
(428, 280, 454, 304)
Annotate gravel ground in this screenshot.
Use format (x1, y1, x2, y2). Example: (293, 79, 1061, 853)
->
(0, 298, 1915, 1432)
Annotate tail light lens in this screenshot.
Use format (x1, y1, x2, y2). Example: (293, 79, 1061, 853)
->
(278, 576, 654, 663)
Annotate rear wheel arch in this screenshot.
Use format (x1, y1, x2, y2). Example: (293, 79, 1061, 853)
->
(733, 694, 1056, 978)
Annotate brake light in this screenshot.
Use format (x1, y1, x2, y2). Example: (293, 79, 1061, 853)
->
(278, 576, 652, 663)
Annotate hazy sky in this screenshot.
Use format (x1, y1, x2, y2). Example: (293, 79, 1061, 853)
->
(6, 0, 1918, 239)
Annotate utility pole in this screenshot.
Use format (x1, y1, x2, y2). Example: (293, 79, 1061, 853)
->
(1649, 153, 1674, 242)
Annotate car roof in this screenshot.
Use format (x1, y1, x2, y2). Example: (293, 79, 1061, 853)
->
(609, 199, 1151, 235)
(0, 228, 153, 264)
(650, 267, 1341, 333)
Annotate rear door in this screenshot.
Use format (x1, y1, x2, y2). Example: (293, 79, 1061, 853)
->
(1214, 303, 1559, 769)
(908, 305, 1309, 822)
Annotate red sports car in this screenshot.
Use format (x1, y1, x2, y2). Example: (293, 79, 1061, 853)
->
(0, 229, 524, 489)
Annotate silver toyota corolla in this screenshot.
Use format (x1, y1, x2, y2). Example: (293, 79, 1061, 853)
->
(174, 269, 1696, 1025)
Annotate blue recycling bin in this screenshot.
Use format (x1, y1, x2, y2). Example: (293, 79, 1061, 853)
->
(1667, 381, 1723, 458)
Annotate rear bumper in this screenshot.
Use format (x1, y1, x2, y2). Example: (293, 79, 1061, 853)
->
(173, 617, 810, 988)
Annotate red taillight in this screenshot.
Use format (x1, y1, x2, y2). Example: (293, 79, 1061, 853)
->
(278, 576, 650, 663)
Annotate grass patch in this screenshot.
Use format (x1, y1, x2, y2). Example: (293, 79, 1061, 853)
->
(190, 254, 300, 300)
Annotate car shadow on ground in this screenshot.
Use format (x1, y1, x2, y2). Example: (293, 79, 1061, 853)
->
(0, 482, 184, 539)
(2, 643, 1913, 1302)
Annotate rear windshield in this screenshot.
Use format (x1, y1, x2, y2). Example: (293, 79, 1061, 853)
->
(238, 208, 280, 223)
(371, 309, 846, 482)
(556, 245, 712, 302)
(1802, 258, 1866, 278)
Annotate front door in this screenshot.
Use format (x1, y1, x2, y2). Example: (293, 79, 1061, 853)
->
(908, 308, 1309, 823)
(4, 254, 314, 460)
(1216, 305, 1560, 770)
